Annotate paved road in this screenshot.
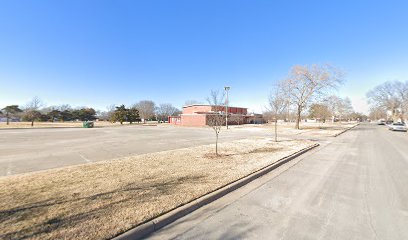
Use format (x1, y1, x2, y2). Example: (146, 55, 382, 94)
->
(149, 124, 408, 240)
(0, 125, 270, 176)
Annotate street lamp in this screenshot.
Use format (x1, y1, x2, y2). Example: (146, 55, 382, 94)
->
(224, 86, 230, 129)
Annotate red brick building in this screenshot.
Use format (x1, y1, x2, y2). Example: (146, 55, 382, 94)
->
(168, 104, 264, 126)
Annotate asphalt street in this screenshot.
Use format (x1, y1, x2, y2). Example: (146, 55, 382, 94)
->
(148, 123, 408, 240)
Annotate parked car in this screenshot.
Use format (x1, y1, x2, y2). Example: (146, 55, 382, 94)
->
(377, 120, 386, 125)
(388, 122, 407, 132)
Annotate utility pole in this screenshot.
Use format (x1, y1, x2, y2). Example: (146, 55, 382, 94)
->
(224, 86, 230, 129)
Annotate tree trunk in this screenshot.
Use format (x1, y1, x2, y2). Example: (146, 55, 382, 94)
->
(274, 119, 278, 142)
(215, 133, 219, 155)
(31, 121, 34, 127)
(295, 106, 302, 129)
(6, 113, 9, 125)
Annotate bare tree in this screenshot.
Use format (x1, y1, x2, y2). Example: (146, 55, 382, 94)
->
(268, 85, 287, 141)
(102, 104, 116, 122)
(369, 106, 387, 121)
(24, 96, 44, 127)
(134, 100, 156, 123)
(337, 97, 354, 121)
(324, 95, 341, 122)
(281, 64, 343, 129)
(206, 90, 225, 156)
(309, 103, 331, 122)
(367, 81, 407, 121)
(156, 103, 181, 122)
(228, 114, 242, 125)
(322, 95, 353, 122)
(396, 81, 408, 120)
(26, 96, 43, 110)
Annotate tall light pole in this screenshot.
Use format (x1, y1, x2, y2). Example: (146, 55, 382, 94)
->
(224, 86, 230, 129)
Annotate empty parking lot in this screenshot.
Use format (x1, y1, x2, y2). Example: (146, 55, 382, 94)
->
(0, 125, 271, 176)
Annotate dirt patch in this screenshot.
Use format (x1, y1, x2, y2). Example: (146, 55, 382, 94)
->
(0, 138, 313, 240)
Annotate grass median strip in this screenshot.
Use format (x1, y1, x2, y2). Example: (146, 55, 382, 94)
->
(0, 138, 314, 240)
(234, 122, 358, 137)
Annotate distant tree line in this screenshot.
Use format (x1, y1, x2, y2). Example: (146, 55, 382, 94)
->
(264, 64, 344, 129)
(264, 64, 366, 139)
(0, 97, 182, 126)
(367, 80, 408, 122)
(104, 101, 181, 123)
(0, 98, 98, 126)
(266, 94, 364, 124)
(308, 95, 364, 122)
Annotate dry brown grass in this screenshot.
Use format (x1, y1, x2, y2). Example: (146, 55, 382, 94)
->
(249, 146, 284, 153)
(240, 122, 358, 137)
(0, 138, 313, 240)
(293, 122, 357, 136)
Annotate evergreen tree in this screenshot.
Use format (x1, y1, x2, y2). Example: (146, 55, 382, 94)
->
(111, 105, 128, 124)
(127, 107, 141, 124)
(2, 105, 23, 125)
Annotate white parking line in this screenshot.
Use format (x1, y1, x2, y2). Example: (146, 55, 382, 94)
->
(6, 161, 12, 176)
(78, 154, 92, 163)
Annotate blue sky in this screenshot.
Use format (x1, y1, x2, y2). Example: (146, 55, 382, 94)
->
(1, 0, 407, 113)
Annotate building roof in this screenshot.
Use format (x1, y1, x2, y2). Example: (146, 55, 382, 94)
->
(182, 104, 248, 109)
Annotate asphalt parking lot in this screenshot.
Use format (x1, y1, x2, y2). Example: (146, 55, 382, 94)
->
(0, 125, 270, 176)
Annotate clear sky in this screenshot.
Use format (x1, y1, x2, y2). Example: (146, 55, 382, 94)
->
(1, 0, 407, 113)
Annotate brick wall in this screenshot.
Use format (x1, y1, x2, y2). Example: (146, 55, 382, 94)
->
(183, 105, 247, 115)
(180, 114, 207, 126)
(182, 105, 212, 114)
(179, 105, 251, 126)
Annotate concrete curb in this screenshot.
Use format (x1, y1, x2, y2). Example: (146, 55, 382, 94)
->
(113, 143, 319, 240)
(333, 123, 360, 137)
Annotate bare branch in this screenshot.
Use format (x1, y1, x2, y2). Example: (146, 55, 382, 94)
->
(206, 90, 225, 156)
(280, 64, 344, 129)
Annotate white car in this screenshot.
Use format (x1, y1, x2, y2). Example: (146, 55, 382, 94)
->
(377, 120, 386, 125)
(388, 122, 407, 132)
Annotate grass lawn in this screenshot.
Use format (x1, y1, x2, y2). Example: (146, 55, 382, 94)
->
(237, 122, 358, 137)
(0, 138, 314, 240)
